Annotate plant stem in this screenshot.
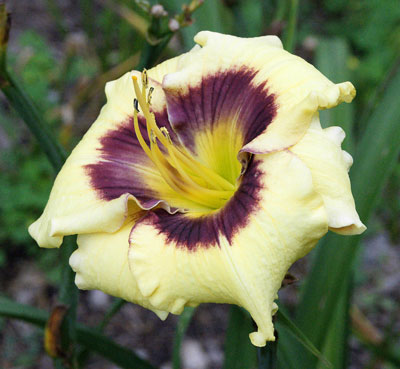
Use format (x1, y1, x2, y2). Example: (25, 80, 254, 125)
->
(0, 8, 78, 365)
(59, 236, 79, 345)
(136, 34, 173, 70)
(0, 68, 78, 369)
(172, 307, 196, 369)
(98, 298, 126, 332)
(257, 336, 278, 369)
(283, 0, 299, 52)
(0, 71, 66, 171)
(0, 297, 157, 369)
(77, 298, 126, 367)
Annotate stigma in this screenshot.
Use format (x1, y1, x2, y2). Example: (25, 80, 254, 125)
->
(131, 72, 236, 210)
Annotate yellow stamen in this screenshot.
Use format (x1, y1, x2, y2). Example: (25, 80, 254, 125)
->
(141, 69, 148, 102)
(133, 105, 152, 158)
(150, 135, 229, 208)
(159, 126, 234, 191)
(131, 73, 236, 209)
(160, 128, 232, 198)
(147, 87, 154, 105)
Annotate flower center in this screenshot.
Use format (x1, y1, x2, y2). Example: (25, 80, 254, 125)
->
(131, 72, 236, 210)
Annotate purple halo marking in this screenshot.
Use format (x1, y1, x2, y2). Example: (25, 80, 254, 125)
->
(165, 67, 277, 153)
(86, 67, 276, 238)
(135, 158, 264, 251)
(85, 109, 178, 208)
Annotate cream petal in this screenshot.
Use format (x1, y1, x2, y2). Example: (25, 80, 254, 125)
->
(147, 44, 202, 83)
(128, 150, 328, 346)
(69, 216, 168, 320)
(29, 71, 177, 249)
(162, 31, 355, 157)
(290, 115, 366, 234)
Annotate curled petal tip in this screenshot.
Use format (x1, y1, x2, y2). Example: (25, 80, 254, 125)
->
(155, 310, 169, 321)
(28, 218, 63, 249)
(310, 81, 356, 111)
(342, 150, 354, 171)
(193, 30, 215, 46)
(69, 250, 82, 272)
(338, 81, 356, 102)
(74, 274, 88, 289)
(261, 35, 283, 49)
(331, 221, 367, 236)
(324, 126, 346, 145)
(169, 298, 186, 315)
(249, 331, 275, 347)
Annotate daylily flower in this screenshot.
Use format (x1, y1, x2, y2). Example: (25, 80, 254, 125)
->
(29, 31, 366, 347)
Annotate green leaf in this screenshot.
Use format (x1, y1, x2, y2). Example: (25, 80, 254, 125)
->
(58, 236, 78, 344)
(172, 307, 196, 369)
(0, 295, 49, 326)
(0, 15, 79, 361)
(0, 7, 65, 171)
(282, 0, 299, 53)
(222, 306, 257, 369)
(0, 296, 157, 369)
(276, 309, 332, 369)
(78, 298, 127, 366)
(0, 71, 66, 171)
(295, 38, 355, 369)
(98, 298, 126, 331)
(315, 279, 352, 369)
(231, 0, 264, 37)
(257, 340, 277, 369)
(296, 58, 400, 366)
(277, 326, 307, 369)
(77, 325, 157, 369)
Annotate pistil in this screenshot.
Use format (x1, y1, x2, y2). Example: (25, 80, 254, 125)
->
(131, 73, 236, 209)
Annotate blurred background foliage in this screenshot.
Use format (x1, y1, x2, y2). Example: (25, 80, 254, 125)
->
(0, 0, 399, 368)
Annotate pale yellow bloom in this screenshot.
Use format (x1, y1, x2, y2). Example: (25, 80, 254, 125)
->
(29, 31, 365, 346)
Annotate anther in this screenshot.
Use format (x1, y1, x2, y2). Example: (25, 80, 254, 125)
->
(147, 86, 154, 105)
(160, 127, 172, 143)
(142, 69, 148, 89)
(133, 98, 140, 112)
(150, 129, 157, 144)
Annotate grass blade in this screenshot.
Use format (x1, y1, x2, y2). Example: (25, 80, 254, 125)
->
(296, 56, 400, 366)
(78, 298, 127, 365)
(0, 9, 78, 364)
(172, 307, 196, 369)
(277, 325, 308, 369)
(0, 3, 65, 172)
(0, 296, 157, 369)
(276, 309, 332, 369)
(282, 0, 299, 53)
(0, 295, 49, 325)
(230, 0, 264, 37)
(0, 70, 66, 171)
(98, 298, 126, 331)
(257, 340, 277, 369)
(315, 278, 352, 369)
(302, 40, 354, 368)
(222, 306, 257, 369)
(77, 325, 157, 369)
